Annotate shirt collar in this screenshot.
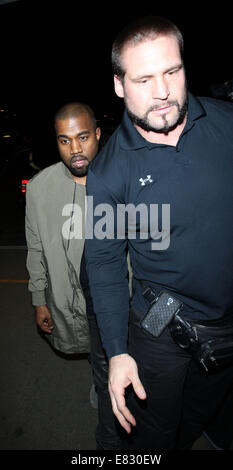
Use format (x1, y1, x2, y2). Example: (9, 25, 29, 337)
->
(118, 92, 206, 151)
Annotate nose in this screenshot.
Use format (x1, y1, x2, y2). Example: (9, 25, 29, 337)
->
(151, 76, 169, 101)
(70, 138, 83, 155)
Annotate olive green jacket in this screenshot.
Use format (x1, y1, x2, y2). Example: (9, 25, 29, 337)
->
(25, 162, 89, 354)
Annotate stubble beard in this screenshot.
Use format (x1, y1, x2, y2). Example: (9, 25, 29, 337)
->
(68, 165, 88, 177)
(126, 90, 188, 134)
(64, 155, 89, 178)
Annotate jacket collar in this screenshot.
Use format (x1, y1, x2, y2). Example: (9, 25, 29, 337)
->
(118, 92, 206, 150)
(61, 162, 74, 180)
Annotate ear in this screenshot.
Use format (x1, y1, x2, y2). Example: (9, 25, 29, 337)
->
(114, 75, 125, 98)
(96, 127, 101, 141)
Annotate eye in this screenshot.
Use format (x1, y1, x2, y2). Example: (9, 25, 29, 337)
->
(60, 139, 70, 145)
(168, 69, 177, 75)
(79, 135, 88, 142)
(138, 78, 149, 84)
(167, 66, 182, 76)
(133, 77, 150, 85)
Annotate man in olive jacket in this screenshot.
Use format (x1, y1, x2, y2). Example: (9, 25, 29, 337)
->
(25, 102, 124, 450)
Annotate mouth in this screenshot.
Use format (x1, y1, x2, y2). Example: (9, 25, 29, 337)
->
(150, 104, 174, 115)
(71, 156, 88, 167)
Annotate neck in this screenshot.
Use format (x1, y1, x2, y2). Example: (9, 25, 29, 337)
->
(135, 116, 187, 147)
(71, 175, 87, 185)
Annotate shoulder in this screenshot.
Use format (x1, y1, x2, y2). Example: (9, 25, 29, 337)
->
(91, 126, 126, 172)
(88, 125, 130, 198)
(196, 96, 233, 140)
(26, 162, 64, 192)
(90, 110, 146, 181)
(198, 96, 233, 120)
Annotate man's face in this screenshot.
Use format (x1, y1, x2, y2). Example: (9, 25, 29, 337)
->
(114, 35, 187, 134)
(56, 113, 101, 178)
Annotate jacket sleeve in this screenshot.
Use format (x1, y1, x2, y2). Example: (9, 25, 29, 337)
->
(25, 182, 48, 306)
(85, 169, 130, 358)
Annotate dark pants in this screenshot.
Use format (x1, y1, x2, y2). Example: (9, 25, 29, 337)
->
(80, 253, 124, 450)
(125, 320, 233, 450)
(204, 384, 233, 449)
(87, 314, 125, 449)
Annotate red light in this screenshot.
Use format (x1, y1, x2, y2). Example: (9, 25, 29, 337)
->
(21, 179, 29, 193)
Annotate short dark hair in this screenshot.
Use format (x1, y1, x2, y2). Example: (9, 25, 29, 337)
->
(55, 102, 97, 129)
(112, 16, 184, 80)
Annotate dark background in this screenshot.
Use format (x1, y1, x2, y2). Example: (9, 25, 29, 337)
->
(1, 0, 232, 131)
(0, 0, 232, 232)
(0, 2, 232, 455)
(0, 2, 232, 453)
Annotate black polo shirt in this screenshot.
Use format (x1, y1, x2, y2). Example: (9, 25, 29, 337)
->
(85, 92, 233, 358)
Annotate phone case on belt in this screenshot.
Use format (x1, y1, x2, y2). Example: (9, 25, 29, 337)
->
(141, 291, 183, 337)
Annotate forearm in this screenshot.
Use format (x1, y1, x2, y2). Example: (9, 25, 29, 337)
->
(25, 185, 48, 303)
(26, 247, 48, 304)
(31, 289, 47, 306)
(85, 252, 130, 357)
(85, 169, 130, 357)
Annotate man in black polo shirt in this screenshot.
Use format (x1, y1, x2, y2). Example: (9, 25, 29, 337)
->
(85, 16, 233, 449)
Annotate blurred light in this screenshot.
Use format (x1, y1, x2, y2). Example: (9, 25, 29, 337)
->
(21, 179, 29, 193)
(3, 134, 12, 138)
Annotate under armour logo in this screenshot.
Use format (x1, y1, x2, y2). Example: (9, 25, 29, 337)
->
(139, 175, 153, 186)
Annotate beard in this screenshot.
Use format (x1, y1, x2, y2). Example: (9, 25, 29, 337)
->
(69, 166, 88, 177)
(126, 90, 188, 134)
(64, 155, 89, 178)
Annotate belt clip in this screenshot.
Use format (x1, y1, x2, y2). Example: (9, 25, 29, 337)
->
(141, 284, 158, 305)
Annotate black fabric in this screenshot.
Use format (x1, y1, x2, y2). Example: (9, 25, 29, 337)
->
(169, 313, 233, 372)
(204, 384, 233, 449)
(85, 93, 233, 357)
(80, 252, 124, 449)
(124, 319, 233, 450)
(87, 314, 125, 450)
(84, 93, 233, 448)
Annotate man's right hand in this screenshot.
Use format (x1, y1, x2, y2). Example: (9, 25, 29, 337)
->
(34, 305, 54, 334)
(108, 353, 146, 433)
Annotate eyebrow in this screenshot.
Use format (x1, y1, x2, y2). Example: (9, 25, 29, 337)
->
(132, 63, 183, 81)
(57, 130, 91, 139)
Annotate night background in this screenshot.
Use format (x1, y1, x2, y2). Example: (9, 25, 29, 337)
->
(1, 0, 232, 128)
(0, 0, 232, 243)
(0, 1, 233, 455)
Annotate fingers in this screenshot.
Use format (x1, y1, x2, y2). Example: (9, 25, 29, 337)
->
(34, 306, 54, 333)
(108, 353, 147, 433)
(40, 318, 54, 334)
(132, 376, 147, 401)
(109, 383, 136, 434)
(46, 316, 54, 330)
